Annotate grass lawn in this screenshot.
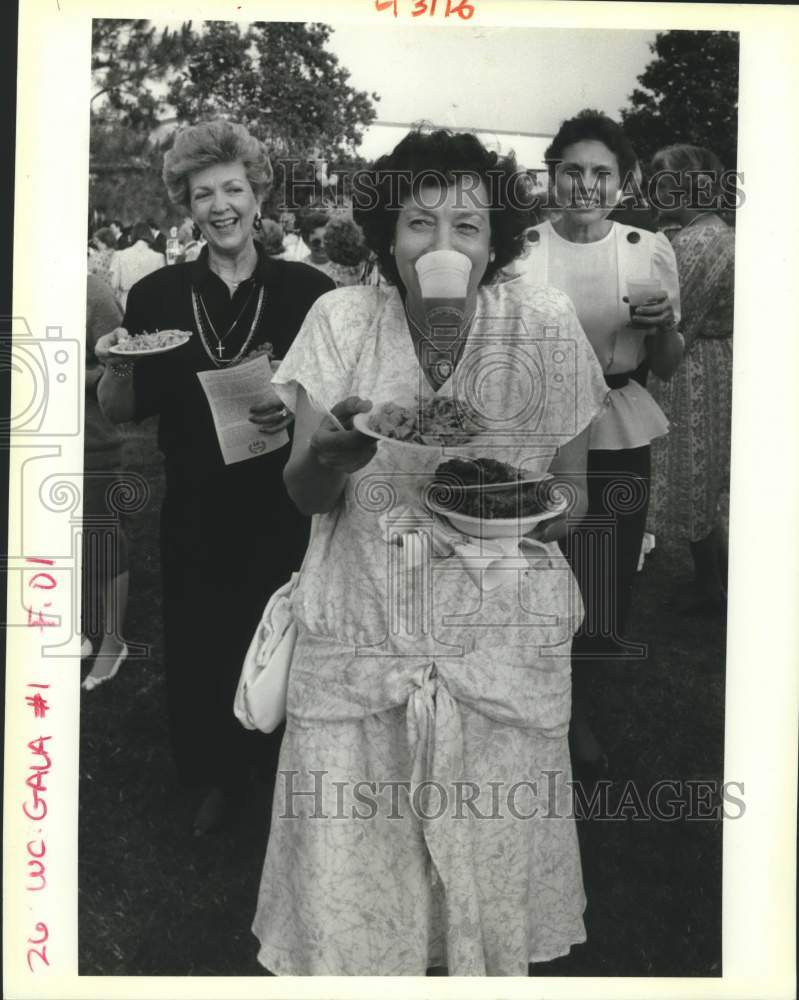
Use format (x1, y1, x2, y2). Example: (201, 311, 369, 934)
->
(79, 418, 725, 977)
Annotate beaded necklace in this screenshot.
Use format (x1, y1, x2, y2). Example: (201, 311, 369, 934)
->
(191, 284, 265, 367)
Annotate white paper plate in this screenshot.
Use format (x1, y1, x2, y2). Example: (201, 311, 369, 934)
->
(352, 411, 476, 451)
(109, 333, 191, 357)
(424, 493, 568, 539)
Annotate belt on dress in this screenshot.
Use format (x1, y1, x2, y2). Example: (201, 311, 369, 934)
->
(604, 360, 650, 390)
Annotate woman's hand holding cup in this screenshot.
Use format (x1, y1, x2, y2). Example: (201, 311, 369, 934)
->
(624, 284, 674, 330)
(310, 396, 377, 473)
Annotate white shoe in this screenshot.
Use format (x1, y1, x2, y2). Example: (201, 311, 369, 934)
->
(81, 643, 128, 692)
(81, 636, 93, 659)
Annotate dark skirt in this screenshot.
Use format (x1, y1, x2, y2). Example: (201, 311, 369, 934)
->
(159, 469, 309, 788)
(563, 444, 651, 660)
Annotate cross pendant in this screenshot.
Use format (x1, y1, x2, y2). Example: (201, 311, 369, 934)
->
(216, 343, 225, 358)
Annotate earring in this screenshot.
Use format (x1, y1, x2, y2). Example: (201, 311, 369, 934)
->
(389, 243, 395, 254)
(488, 250, 496, 262)
(253, 213, 263, 232)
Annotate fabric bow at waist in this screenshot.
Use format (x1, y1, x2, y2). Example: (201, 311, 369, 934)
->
(288, 637, 574, 974)
(405, 661, 486, 975)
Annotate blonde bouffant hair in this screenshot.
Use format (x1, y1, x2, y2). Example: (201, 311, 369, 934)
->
(162, 120, 273, 211)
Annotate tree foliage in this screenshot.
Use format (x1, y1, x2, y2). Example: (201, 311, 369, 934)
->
(168, 21, 379, 160)
(620, 31, 739, 170)
(89, 124, 183, 230)
(89, 19, 379, 226)
(91, 19, 195, 129)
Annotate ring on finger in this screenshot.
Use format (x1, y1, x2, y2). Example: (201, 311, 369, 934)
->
(279, 407, 288, 418)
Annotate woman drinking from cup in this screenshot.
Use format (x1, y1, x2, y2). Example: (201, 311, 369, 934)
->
(251, 129, 608, 975)
(94, 120, 334, 835)
(513, 112, 683, 776)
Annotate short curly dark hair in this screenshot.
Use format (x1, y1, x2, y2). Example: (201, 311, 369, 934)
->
(324, 216, 368, 267)
(545, 113, 638, 182)
(297, 210, 330, 244)
(352, 129, 533, 287)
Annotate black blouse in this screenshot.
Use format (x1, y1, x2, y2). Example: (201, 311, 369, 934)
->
(123, 245, 334, 492)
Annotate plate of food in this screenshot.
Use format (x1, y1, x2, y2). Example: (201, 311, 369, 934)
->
(353, 397, 482, 448)
(423, 457, 568, 538)
(109, 329, 192, 356)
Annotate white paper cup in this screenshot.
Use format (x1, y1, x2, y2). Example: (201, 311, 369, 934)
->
(415, 250, 472, 299)
(627, 279, 663, 307)
(627, 280, 663, 328)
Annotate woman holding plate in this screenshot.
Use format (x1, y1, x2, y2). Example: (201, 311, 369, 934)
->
(95, 120, 334, 835)
(251, 129, 608, 975)
(513, 112, 683, 775)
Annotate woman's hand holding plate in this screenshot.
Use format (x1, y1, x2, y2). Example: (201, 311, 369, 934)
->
(310, 396, 377, 473)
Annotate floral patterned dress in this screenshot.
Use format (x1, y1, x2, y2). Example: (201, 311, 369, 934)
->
(253, 282, 607, 976)
(87, 247, 116, 287)
(649, 215, 735, 545)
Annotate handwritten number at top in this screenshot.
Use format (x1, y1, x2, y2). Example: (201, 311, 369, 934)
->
(375, 0, 475, 18)
(412, 0, 475, 16)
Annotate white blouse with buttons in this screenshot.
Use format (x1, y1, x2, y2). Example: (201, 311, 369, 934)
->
(513, 220, 682, 450)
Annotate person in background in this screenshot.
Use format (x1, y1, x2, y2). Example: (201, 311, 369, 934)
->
(608, 161, 659, 232)
(513, 112, 683, 777)
(278, 211, 309, 261)
(88, 227, 118, 286)
(94, 120, 334, 836)
(109, 219, 129, 249)
(257, 218, 286, 257)
(647, 144, 734, 616)
(81, 274, 130, 690)
(321, 215, 370, 286)
(147, 219, 168, 254)
(298, 209, 333, 276)
(109, 221, 166, 311)
(176, 218, 204, 262)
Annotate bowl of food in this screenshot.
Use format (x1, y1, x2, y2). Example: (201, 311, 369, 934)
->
(424, 457, 568, 538)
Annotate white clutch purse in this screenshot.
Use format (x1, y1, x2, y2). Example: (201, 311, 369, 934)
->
(234, 572, 299, 734)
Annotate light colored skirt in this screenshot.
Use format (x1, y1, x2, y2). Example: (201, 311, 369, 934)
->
(252, 701, 586, 976)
